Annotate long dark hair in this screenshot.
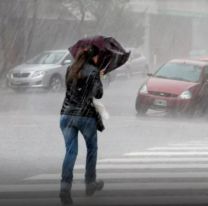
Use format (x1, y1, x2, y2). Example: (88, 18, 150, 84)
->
(66, 45, 100, 84)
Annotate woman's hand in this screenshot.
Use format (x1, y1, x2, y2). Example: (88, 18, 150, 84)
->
(100, 69, 105, 78)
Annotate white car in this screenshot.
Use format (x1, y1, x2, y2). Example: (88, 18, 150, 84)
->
(114, 48, 149, 78)
(7, 50, 72, 92)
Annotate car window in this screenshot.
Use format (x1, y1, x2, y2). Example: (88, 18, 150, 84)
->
(154, 63, 202, 83)
(26, 51, 66, 64)
(64, 54, 71, 61)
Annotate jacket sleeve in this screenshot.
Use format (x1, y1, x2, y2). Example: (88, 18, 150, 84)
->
(89, 71, 103, 99)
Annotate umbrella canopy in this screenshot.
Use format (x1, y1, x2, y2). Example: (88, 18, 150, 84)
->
(69, 35, 130, 74)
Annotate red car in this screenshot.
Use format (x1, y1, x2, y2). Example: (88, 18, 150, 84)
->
(135, 59, 208, 116)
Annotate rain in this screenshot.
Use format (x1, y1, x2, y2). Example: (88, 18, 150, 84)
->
(1, 0, 208, 205)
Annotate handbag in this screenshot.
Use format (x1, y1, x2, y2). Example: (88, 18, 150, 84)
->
(95, 110, 105, 132)
(93, 99, 109, 132)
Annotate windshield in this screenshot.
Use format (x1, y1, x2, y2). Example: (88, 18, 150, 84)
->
(26, 51, 66, 64)
(154, 63, 202, 82)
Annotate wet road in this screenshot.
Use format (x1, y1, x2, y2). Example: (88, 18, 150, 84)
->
(1, 76, 208, 205)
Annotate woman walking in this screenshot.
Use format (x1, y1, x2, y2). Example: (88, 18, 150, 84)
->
(59, 45, 104, 205)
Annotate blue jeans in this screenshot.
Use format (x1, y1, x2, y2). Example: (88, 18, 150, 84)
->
(60, 115, 98, 190)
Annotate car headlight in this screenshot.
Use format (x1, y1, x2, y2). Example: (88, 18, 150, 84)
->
(31, 71, 45, 78)
(139, 84, 148, 94)
(179, 90, 192, 99)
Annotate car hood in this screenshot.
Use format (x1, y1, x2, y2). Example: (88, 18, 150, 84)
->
(10, 64, 61, 73)
(147, 77, 199, 95)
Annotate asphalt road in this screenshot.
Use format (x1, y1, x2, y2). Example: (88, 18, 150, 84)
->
(1, 75, 208, 205)
(0, 75, 145, 183)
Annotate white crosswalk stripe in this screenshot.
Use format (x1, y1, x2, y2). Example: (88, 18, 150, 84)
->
(125, 151, 208, 156)
(2, 141, 208, 205)
(148, 147, 208, 151)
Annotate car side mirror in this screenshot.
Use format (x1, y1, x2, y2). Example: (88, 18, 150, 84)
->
(147, 73, 153, 77)
(63, 60, 71, 65)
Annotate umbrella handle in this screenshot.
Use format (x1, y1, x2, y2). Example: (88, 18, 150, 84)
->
(99, 57, 112, 73)
(103, 60, 111, 71)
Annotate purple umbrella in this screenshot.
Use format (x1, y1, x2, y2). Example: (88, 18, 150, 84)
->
(69, 35, 130, 74)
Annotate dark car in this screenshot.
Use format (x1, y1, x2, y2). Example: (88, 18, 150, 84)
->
(135, 59, 208, 116)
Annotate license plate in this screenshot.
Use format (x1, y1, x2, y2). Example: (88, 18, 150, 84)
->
(153, 99, 167, 107)
(12, 80, 28, 85)
(13, 80, 22, 85)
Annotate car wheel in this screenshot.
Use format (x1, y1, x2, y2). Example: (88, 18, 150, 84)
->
(135, 97, 148, 115)
(194, 98, 208, 117)
(49, 75, 63, 92)
(180, 103, 197, 118)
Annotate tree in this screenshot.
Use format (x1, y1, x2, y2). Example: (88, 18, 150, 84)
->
(0, 0, 145, 77)
(0, 0, 38, 77)
(0, 0, 26, 76)
(61, 0, 145, 47)
(24, 0, 38, 61)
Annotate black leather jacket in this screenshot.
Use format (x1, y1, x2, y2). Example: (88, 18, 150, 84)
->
(60, 63, 103, 117)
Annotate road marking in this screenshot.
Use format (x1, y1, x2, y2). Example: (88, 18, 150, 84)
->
(20, 162, 208, 171)
(5, 140, 208, 205)
(148, 147, 208, 151)
(125, 151, 208, 156)
(92, 163, 208, 169)
(169, 143, 208, 147)
(24, 172, 208, 181)
(3, 182, 208, 193)
(99, 157, 208, 163)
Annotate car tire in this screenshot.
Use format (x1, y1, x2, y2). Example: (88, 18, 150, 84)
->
(49, 75, 63, 92)
(180, 102, 198, 118)
(135, 97, 148, 115)
(194, 98, 208, 117)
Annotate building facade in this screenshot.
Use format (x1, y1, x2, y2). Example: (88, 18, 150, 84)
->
(130, 0, 208, 70)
